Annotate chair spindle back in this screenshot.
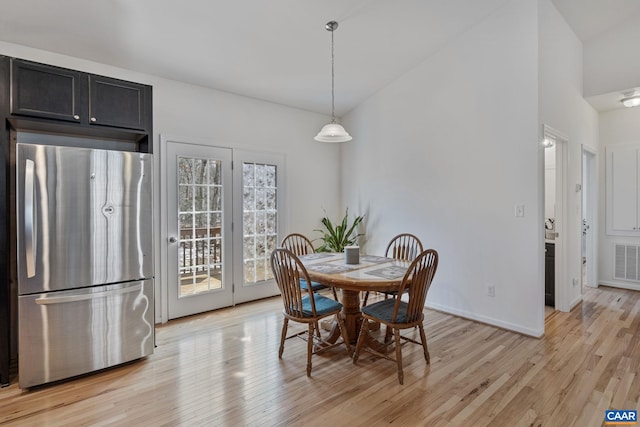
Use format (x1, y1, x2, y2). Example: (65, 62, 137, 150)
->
(393, 249, 438, 324)
(385, 233, 424, 262)
(270, 248, 317, 319)
(281, 233, 316, 256)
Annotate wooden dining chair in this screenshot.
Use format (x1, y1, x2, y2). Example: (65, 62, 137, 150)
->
(270, 248, 351, 376)
(353, 249, 438, 385)
(281, 233, 337, 299)
(362, 233, 424, 306)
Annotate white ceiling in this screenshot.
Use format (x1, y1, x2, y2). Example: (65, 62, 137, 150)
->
(0, 0, 638, 115)
(551, 0, 640, 112)
(550, 0, 640, 42)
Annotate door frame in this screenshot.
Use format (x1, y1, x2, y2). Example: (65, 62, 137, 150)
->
(581, 145, 598, 288)
(543, 125, 569, 312)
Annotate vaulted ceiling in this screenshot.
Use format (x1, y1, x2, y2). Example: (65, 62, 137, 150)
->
(1, 0, 638, 115)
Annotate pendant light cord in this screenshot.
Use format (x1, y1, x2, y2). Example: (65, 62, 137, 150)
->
(314, 21, 352, 142)
(331, 27, 336, 123)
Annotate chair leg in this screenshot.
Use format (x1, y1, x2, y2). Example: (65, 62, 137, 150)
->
(335, 313, 352, 356)
(394, 328, 404, 385)
(418, 323, 430, 365)
(279, 318, 288, 359)
(362, 291, 370, 307)
(314, 321, 322, 338)
(352, 318, 370, 363)
(331, 287, 338, 300)
(384, 325, 393, 344)
(307, 323, 314, 376)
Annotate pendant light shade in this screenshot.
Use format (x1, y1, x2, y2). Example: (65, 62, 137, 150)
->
(621, 95, 640, 108)
(620, 90, 640, 108)
(315, 122, 352, 143)
(314, 21, 352, 143)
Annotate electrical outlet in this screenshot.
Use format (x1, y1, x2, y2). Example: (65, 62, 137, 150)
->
(487, 284, 495, 297)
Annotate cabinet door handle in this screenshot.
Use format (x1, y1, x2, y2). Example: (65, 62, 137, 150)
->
(90, 117, 97, 123)
(73, 114, 80, 120)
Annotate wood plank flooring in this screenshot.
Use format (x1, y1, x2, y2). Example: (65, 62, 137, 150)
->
(1, 285, 639, 426)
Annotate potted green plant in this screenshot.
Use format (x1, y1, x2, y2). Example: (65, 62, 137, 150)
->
(314, 209, 364, 252)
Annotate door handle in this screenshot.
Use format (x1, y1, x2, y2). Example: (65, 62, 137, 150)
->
(24, 159, 36, 278)
(169, 236, 178, 243)
(35, 284, 143, 305)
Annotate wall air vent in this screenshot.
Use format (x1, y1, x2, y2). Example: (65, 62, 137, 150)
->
(614, 243, 640, 282)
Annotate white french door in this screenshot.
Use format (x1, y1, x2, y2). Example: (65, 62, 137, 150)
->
(233, 150, 282, 304)
(162, 137, 283, 320)
(165, 140, 233, 319)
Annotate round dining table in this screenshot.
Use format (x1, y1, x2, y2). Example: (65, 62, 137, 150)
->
(298, 253, 410, 344)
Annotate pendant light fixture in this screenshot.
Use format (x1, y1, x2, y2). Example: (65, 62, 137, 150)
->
(621, 94, 640, 108)
(314, 21, 352, 143)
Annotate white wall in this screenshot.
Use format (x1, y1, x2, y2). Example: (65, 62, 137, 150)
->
(342, 0, 543, 336)
(598, 107, 640, 289)
(0, 41, 342, 322)
(538, 0, 599, 310)
(583, 19, 640, 97)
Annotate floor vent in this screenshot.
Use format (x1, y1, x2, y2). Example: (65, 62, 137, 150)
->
(614, 244, 640, 282)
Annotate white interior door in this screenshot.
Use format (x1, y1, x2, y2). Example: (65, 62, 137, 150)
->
(582, 147, 598, 288)
(233, 150, 283, 304)
(165, 140, 233, 319)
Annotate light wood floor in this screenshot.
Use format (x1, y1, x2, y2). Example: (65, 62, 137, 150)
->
(1, 285, 639, 426)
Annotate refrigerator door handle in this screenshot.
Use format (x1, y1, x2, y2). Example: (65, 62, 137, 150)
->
(24, 159, 37, 278)
(35, 283, 144, 305)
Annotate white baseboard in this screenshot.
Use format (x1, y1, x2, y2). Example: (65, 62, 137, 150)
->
(425, 301, 544, 338)
(570, 295, 582, 310)
(599, 280, 640, 291)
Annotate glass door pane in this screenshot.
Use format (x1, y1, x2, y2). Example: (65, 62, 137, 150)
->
(242, 162, 277, 285)
(177, 157, 223, 297)
(234, 151, 283, 303)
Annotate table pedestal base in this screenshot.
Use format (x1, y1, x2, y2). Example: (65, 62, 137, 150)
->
(322, 289, 380, 344)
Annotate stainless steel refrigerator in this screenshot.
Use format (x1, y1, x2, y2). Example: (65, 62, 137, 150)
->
(16, 143, 154, 388)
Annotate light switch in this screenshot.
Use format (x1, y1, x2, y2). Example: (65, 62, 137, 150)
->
(515, 204, 525, 217)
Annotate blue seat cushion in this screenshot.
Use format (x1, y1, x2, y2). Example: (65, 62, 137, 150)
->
(362, 298, 408, 324)
(300, 278, 326, 292)
(301, 294, 342, 317)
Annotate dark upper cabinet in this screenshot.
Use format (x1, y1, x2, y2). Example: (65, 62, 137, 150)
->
(89, 75, 149, 131)
(10, 59, 82, 123)
(8, 58, 152, 147)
